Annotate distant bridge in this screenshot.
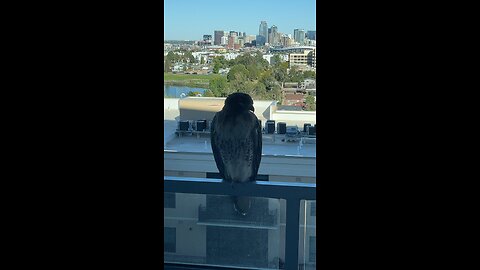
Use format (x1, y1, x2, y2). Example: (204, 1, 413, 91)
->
(269, 46, 316, 53)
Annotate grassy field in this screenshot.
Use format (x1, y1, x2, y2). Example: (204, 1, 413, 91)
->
(163, 72, 224, 88)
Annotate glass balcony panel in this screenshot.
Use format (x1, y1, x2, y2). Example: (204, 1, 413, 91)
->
(298, 200, 316, 270)
(164, 192, 285, 269)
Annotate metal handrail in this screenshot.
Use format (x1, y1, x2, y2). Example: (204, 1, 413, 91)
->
(164, 176, 316, 270)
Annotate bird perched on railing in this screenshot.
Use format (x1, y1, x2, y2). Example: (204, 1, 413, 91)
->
(210, 92, 262, 216)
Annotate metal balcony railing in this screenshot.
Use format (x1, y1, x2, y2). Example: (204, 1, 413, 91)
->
(198, 205, 279, 229)
(164, 176, 316, 270)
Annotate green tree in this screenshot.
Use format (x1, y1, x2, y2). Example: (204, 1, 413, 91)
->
(287, 66, 304, 82)
(246, 64, 260, 80)
(229, 72, 249, 93)
(272, 62, 288, 83)
(259, 69, 277, 91)
(227, 58, 237, 67)
(209, 76, 229, 97)
(200, 57, 204, 65)
(243, 81, 256, 95)
(305, 95, 316, 111)
(227, 64, 249, 82)
(203, 89, 215, 97)
(184, 51, 195, 63)
(303, 70, 316, 79)
(235, 53, 256, 67)
(253, 82, 267, 98)
(213, 62, 220, 74)
(187, 91, 201, 96)
(164, 59, 171, 72)
(166, 51, 179, 63)
(272, 54, 282, 66)
(212, 56, 228, 69)
(254, 52, 269, 69)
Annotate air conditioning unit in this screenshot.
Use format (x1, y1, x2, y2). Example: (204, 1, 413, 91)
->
(277, 122, 287, 134)
(179, 121, 190, 131)
(196, 120, 207, 131)
(303, 123, 312, 132)
(266, 120, 275, 134)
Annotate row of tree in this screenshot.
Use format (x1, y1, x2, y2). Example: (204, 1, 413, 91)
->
(206, 52, 316, 106)
(164, 51, 196, 72)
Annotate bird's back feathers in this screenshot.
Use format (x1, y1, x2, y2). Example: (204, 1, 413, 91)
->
(211, 94, 262, 183)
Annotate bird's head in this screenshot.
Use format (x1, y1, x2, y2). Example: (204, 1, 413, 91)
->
(224, 92, 255, 112)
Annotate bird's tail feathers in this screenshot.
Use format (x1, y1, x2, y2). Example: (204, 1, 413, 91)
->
(233, 196, 252, 216)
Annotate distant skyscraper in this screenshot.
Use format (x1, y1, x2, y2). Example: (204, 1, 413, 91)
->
(294, 29, 305, 45)
(267, 28, 272, 44)
(221, 36, 228, 45)
(307, 30, 316, 41)
(245, 35, 256, 43)
(281, 35, 292, 47)
(228, 36, 235, 49)
(203, 35, 212, 45)
(214, 30, 224, 45)
(271, 25, 279, 45)
(256, 35, 266, 46)
(257, 21, 268, 46)
(238, 36, 245, 48)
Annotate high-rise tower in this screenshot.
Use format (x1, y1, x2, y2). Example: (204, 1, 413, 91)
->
(294, 29, 305, 45)
(214, 30, 224, 45)
(271, 25, 278, 45)
(257, 21, 268, 46)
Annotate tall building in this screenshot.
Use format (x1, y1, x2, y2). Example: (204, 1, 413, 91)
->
(256, 35, 266, 47)
(220, 36, 228, 46)
(271, 25, 279, 45)
(214, 30, 224, 45)
(203, 35, 212, 46)
(245, 35, 256, 44)
(228, 36, 235, 49)
(267, 28, 272, 44)
(289, 48, 316, 69)
(294, 29, 305, 45)
(281, 35, 292, 47)
(307, 30, 316, 41)
(238, 37, 244, 48)
(257, 21, 268, 46)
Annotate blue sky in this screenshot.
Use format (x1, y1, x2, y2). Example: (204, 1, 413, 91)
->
(164, 0, 316, 40)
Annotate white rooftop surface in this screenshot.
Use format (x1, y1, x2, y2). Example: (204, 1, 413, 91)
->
(164, 98, 316, 157)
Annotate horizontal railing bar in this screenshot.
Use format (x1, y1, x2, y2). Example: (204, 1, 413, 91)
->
(164, 176, 316, 200)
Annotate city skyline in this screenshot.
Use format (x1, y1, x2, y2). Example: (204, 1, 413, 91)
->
(164, 0, 316, 40)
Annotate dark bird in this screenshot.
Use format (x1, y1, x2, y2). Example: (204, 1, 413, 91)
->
(210, 93, 262, 215)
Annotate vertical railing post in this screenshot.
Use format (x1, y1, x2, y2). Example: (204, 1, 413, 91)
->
(284, 198, 300, 270)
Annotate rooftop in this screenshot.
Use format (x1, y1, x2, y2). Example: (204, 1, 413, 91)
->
(164, 98, 316, 158)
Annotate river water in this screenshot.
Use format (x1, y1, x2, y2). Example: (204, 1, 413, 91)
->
(164, 85, 207, 98)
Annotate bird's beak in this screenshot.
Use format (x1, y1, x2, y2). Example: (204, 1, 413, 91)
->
(249, 105, 255, 112)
